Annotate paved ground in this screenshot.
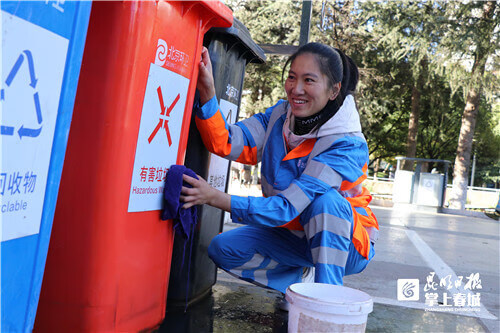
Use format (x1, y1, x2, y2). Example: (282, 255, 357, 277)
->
(159, 204, 499, 333)
(347, 206, 499, 333)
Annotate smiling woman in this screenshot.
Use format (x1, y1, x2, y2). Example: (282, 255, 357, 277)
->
(283, 42, 359, 135)
(182, 42, 379, 307)
(285, 53, 338, 119)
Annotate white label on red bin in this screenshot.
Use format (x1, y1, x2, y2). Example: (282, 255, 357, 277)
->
(128, 63, 189, 212)
(1, 11, 69, 241)
(206, 99, 238, 192)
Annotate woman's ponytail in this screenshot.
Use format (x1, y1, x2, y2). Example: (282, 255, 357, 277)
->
(335, 48, 359, 100)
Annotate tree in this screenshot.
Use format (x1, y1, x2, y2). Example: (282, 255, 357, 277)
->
(446, 1, 499, 209)
(357, 1, 448, 170)
(228, 0, 499, 193)
(311, 1, 413, 166)
(472, 101, 500, 187)
(417, 76, 464, 162)
(226, 1, 302, 115)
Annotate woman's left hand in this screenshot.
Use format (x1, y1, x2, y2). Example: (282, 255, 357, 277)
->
(180, 174, 231, 212)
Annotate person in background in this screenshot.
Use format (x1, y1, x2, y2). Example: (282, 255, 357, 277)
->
(181, 42, 379, 309)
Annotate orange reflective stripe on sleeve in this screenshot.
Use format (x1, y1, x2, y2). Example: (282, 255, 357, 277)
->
(195, 112, 232, 157)
(278, 216, 304, 231)
(340, 163, 368, 191)
(236, 146, 258, 165)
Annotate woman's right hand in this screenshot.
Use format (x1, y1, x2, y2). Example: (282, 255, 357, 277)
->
(197, 47, 216, 105)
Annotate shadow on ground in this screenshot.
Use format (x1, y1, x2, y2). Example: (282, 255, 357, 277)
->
(158, 273, 287, 333)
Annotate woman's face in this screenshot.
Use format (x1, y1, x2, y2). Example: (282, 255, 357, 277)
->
(285, 53, 339, 118)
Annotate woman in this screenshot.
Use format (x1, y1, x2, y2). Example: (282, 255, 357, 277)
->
(181, 42, 379, 300)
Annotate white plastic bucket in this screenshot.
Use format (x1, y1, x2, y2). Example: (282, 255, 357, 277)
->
(286, 283, 373, 333)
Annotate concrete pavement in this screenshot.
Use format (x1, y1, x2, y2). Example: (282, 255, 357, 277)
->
(159, 204, 499, 332)
(345, 206, 499, 332)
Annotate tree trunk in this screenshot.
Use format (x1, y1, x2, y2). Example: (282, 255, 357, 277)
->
(402, 59, 427, 171)
(402, 85, 421, 171)
(448, 1, 497, 210)
(373, 158, 379, 181)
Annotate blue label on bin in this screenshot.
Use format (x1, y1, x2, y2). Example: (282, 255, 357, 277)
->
(1, 0, 79, 39)
(1, 10, 69, 241)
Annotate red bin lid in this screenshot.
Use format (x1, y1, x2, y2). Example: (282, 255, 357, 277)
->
(182, 0, 233, 30)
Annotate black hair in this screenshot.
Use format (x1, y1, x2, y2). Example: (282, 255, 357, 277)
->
(282, 42, 359, 133)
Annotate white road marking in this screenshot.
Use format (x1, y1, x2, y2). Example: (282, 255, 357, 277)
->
(405, 229, 497, 320)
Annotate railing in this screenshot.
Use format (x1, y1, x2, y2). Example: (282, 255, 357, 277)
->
(367, 176, 500, 194)
(366, 176, 394, 182)
(365, 176, 499, 209)
(446, 184, 500, 194)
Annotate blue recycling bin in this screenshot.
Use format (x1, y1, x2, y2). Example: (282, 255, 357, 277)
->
(1, 1, 91, 331)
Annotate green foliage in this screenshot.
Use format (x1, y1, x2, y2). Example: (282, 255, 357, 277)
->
(226, 0, 499, 185)
(226, 0, 302, 114)
(417, 74, 464, 161)
(473, 100, 500, 186)
(437, 1, 500, 98)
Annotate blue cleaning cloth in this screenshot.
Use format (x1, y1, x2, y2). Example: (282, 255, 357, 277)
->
(161, 164, 199, 312)
(161, 165, 198, 240)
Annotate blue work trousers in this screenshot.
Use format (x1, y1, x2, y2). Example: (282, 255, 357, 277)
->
(208, 189, 375, 294)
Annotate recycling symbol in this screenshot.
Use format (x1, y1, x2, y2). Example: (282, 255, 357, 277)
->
(1, 50, 43, 139)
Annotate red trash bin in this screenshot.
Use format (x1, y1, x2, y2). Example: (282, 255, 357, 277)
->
(35, 1, 232, 332)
